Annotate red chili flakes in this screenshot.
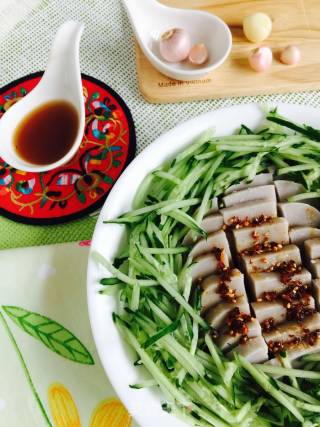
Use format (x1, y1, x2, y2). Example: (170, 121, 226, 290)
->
(225, 215, 273, 230)
(212, 247, 226, 272)
(252, 230, 260, 241)
(226, 307, 252, 338)
(264, 260, 302, 275)
(305, 329, 320, 346)
(281, 283, 310, 304)
(241, 241, 283, 257)
(261, 291, 278, 302)
(268, 329, 320, 355)
(261, 317, 276, 333)
(286, 303, 315, 322)
(215, 268, 238, 303)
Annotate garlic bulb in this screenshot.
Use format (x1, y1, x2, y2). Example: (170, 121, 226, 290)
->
(280, 45, 301, 65)
(249, 46, 273, 72)
(188, 43, 209, 65)
(159, 28, 192, 63)
(243, 12, 272, 43)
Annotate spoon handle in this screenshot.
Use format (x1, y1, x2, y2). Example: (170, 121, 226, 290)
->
(121, 0, 161, 27)
(40, 21, 84, 90)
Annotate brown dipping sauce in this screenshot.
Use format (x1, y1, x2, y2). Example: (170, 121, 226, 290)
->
(13, 100, 79, 165)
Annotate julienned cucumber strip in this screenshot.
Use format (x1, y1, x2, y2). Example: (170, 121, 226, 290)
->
(99, 110, 320, 427)
(143, 318, 181, 349)
(256, 364, 320, 379)
(238, 356, 304, 422)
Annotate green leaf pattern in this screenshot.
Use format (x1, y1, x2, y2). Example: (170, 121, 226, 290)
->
(2, 306, 94, 365)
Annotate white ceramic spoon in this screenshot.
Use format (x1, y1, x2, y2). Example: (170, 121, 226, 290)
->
(122, 0, 232, 81)
(0, 20, 85, 172)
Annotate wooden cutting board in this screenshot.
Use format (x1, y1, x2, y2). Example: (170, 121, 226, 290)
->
(135, 0, 320, 103)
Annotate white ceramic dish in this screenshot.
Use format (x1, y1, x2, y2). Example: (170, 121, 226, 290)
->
(122, 0, 232, 81)
(0, 21, 85, 173)
(87, 103, 320, 427)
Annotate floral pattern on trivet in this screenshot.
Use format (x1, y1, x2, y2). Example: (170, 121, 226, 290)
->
(0, 72, 136, 224)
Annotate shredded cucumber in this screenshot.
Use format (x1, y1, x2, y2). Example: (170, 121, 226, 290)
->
(96, 109, 320, 427)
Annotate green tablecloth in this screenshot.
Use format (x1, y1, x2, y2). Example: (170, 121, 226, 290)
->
(1, 0, 320, 250)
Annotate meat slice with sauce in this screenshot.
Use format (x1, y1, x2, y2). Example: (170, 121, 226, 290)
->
(200, 268, 245, 313)
(221, 199, 277, 226)
(206, 296, 250, 330)
(263, 312, 320, 348)
(191, 251, 229, 282)
(189, 230, 232, 260)
(241, 244, 301, 274)
(216, 317, 262, 352)
(252, 296, 316, 326)
(247, 268, 311, 300)
(231, 217, 289, 253)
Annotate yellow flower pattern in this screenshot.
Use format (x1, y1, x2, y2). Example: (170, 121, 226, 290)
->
(48, 383, 132, 427)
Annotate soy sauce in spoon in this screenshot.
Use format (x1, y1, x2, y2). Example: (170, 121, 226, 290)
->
(13, 100, 79, 166)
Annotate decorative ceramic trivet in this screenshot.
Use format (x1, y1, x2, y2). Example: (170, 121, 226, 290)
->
(0, 72, 136, 224)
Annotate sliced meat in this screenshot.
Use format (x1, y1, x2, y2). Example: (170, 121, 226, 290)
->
(308, 259, 320, 278)
(248, 268, 311, 300)
(274, 180, 306, 202)
(252, 300, 288, 325)
(206, 296, 250, 330)
(183, 213, 224, 245)
(241, 244, 301, 274)
(200, 269, 246, 312)
(223, 185, 276, 208)
(225, 173, 273, 195)
(232, 217, 289, 253)
(289, 226, 320, 246)
(252, 297, 315, 325)
(278, 203, 320, 227)
(191, 251, 229, 282)
(263, 313, 320, 345)
(304, 238, 320, 260)
(230, 335, 269, 363)
(189, 230, 232, 260)
(313, 279, 320, 310)
(217, 318, 262, 352)
(221, 200, 277, 226)
(278, 338, 320, 363)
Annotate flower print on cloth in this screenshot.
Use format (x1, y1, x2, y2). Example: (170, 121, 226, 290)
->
(0, 72, 136, 225)
(48, 384, 132, 427)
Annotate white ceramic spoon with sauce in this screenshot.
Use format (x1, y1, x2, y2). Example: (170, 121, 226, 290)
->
(122, 0, 232, 81)
(0, 20, 85, 172)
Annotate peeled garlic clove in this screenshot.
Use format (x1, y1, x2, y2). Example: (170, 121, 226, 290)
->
(280, 45, 301, 65)
(188, 43, 209, 65)
(243, 12, 272, 43)
(249, 46, 273, 72)
(159, 28, 192, 63)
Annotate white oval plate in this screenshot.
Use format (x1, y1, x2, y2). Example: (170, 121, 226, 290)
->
(87, 103, 320, 427)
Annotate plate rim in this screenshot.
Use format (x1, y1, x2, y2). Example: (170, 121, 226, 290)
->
(87, 102, 320, 427)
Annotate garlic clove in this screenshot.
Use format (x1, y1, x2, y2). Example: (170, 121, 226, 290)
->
(243, 12, 272, 43)
(280, 45, 301, 65)
(188, 43, 209, 65)
(249, 46, 273, 72)
(159, 28, 192, 63)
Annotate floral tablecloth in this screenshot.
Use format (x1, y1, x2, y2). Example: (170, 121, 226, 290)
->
(0, 241, 136, 427)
